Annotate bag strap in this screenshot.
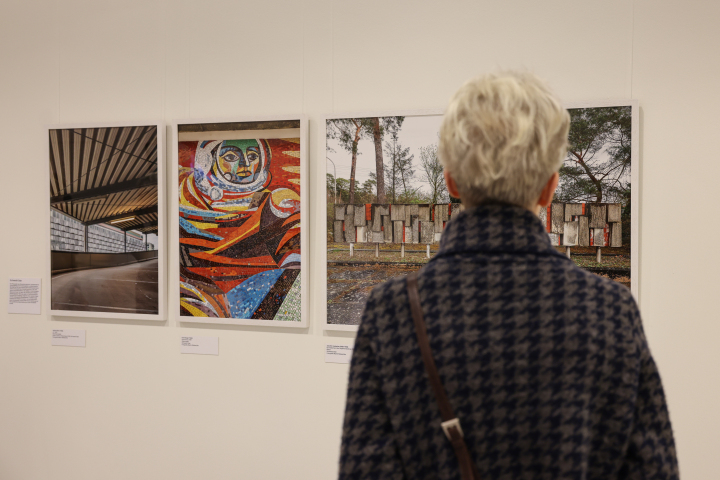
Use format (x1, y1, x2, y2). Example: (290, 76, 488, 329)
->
(406, 271, 481, 480)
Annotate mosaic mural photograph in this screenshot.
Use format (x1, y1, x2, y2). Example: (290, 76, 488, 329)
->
(178, 120, 303, 324)
(326, 105, 635, 327)
(49, 125, 161, 317)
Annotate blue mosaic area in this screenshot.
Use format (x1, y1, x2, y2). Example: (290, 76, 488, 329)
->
(227, 269, 285, 318)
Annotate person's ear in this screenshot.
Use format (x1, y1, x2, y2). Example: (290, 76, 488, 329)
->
(444, 170, 461, 200)
(537, 172, 559, 209)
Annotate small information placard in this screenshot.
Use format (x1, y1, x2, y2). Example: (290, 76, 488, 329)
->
(52, 329, 86, 347)
(325, 343, 354, 364)
(8, 278, 41, 314)
(180, 336, 219, 356)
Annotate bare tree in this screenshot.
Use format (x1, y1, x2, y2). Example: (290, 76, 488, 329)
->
(384, 135, 415, 203)
(419, 144, 448, 203)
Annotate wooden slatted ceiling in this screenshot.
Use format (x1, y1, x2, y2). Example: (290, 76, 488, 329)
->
(53, 186, 157, 223)
(49, 126, 158, 225)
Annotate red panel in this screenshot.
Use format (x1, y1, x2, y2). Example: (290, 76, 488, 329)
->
(604, 224, 610, 246)
(546, 205, 552, 233)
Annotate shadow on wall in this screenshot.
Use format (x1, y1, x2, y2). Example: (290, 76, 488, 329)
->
(51, 250, 158, 275)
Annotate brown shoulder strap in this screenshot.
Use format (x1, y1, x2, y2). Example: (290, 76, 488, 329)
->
(406, 271, 481, 480)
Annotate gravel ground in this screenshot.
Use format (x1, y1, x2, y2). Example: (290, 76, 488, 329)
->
(326, 244, 632, 325)
(327, 263, 420, 325)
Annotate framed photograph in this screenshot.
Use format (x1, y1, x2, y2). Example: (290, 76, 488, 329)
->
(549, 100, 639, 300)
(324, 102, 638, 331)
(47, 122, 166, 320)
(172, 116, 308, 327)
(324, 110, 445, 331)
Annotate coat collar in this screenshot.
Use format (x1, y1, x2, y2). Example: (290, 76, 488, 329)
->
(433, 203, 570, 261)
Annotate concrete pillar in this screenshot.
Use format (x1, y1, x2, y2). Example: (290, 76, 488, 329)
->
(349, 243, 354, 257)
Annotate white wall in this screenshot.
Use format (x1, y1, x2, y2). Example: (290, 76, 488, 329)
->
(0, 0, 718, 478)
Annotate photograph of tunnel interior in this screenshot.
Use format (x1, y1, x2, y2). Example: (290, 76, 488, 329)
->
(49, 125, 161, 316)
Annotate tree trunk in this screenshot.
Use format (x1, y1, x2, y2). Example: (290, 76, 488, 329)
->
(391, 139, 396, 203)
(349, 121, 361, 204)
(372, 118, 386, 204)
(392, 160, 396, 203)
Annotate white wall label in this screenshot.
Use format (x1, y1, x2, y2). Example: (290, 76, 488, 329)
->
(180, 336, 219, 355)
(325, 344, 354, 364)
(52, 329, 85, 347)
(8, 278, 41, 314)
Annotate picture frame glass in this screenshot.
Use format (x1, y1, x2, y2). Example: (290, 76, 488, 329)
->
(176, 119, 305, 326)
(325, 104, 637, 329)
(49, 124, 164, 319)
(325, 113, 446, 328)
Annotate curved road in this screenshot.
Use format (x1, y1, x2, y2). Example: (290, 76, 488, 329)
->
(51, 259, 159, 314)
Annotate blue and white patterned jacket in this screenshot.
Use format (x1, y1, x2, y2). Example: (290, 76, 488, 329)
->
(339, 203, 678, 480)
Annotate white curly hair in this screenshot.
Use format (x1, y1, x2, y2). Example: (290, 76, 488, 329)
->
(439, 71, 570, 209)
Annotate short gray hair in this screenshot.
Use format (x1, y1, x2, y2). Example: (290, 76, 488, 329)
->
(439, 72, 570, 209)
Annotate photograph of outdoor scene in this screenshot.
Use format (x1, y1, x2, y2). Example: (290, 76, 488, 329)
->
(553, 105, 633, 290)
(326, 113, 448, 326)
(326, 106, 633, 326)
(49, 125, 161, 316)
(177, 120, 302, 324)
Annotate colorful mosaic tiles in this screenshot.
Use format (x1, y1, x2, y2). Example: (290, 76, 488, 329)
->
(178, 138, 301, 321)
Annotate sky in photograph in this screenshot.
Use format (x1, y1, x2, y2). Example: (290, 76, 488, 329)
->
(560, 146, 631, 192)
(326, 114, 443, 194)
(326, 110, 631, 203)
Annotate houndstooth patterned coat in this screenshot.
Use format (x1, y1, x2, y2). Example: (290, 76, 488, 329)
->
(339, 204, 678, 480)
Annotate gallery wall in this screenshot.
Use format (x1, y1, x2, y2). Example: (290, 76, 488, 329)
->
(0, 0, 718, 478)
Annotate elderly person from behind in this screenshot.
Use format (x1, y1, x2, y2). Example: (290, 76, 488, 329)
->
(338, 72, 678, 479)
